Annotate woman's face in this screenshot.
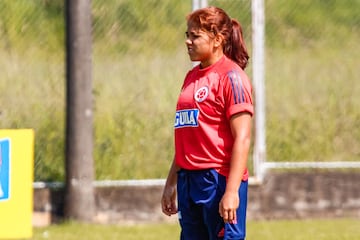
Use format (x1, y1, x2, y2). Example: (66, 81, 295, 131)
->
(185, 23, 217, 68)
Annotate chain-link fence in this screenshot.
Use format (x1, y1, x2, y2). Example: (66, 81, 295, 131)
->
(262, 0, 360, 171)
(0, 0, 359, 181)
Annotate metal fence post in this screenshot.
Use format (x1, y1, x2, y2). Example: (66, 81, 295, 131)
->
(192, 0, 207, 11)
(252, 0, 266, 182)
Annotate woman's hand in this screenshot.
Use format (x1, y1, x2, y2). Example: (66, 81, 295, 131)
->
(161, 184, 178, 216)
(219, 190, 239, 223)
(161, 158, 180, 216)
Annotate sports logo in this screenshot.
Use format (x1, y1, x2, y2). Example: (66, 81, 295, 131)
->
(174, 109, 199, 128)
(194, 86, 209, 102)
(0, 138, 10, 201)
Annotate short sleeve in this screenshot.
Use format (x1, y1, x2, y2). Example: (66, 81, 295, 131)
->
(223, 69, 254, 119)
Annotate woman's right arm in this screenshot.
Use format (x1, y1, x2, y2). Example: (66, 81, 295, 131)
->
(161, 158, 180, 216)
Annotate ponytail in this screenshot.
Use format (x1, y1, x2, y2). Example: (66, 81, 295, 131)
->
(224, 19, 249, 70)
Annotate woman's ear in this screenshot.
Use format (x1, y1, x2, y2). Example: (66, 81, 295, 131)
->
(214, 34, 224, 48)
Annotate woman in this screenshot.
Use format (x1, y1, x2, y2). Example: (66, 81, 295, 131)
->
(161, 6, 253, 240)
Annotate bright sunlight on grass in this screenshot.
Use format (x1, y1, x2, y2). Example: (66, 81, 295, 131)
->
(33, 218, 360, 240)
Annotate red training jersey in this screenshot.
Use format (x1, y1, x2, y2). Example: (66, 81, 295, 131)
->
(174, 56, 254, 180)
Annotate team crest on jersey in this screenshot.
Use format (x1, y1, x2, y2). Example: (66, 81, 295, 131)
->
(194, 86, 209, 102)
(174, 109, 199, 128)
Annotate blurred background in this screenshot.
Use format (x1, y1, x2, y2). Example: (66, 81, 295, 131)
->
(0, 0, 359, 182)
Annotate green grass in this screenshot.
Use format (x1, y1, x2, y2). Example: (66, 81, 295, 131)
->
(266, 36, 360, 162)
(32, 219, 360, 240)
(0, 0, 359, 181)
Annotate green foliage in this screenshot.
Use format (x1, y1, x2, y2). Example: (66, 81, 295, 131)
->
(266, 36, 360, 161)
(266, 0, 360, 48)
(0, 0, 64, 54)
(0, 0, 359, 181)
(93, 53, 186, 180)
(92, 0, 190, 55)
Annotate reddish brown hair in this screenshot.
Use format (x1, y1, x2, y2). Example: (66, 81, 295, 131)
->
(186, 6, 249, 69)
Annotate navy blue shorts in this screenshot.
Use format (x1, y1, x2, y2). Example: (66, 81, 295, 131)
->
(177, 169, 248, 240)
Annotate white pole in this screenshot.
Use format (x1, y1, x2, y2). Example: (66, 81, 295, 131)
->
(192, 0, 207, 10)
(200, 0, 208, 8)
(252, 0, 266, 182)
(192, 0, 200, 11)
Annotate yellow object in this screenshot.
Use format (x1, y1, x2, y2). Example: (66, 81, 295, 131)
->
(0, 129, 34, 239)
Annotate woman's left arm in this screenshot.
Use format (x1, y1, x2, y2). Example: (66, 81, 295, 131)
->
(219, 112, 252, 223)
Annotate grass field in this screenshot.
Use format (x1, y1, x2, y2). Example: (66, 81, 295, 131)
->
(33, 218, 360, 240)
